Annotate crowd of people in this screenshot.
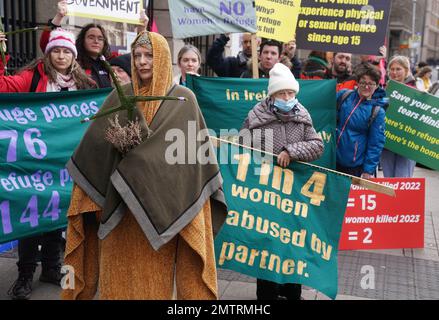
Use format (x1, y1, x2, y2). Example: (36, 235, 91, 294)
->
(1, 0, 436, 301)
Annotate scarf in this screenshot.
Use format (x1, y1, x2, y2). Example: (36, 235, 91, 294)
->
(47, 71, 76, 92)
(67, 32, 227, 249)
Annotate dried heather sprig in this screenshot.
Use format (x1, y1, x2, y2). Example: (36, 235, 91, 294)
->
(104, 114, 150, 155)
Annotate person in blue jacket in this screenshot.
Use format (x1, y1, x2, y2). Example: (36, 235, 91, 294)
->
(336, 63, 387, 178)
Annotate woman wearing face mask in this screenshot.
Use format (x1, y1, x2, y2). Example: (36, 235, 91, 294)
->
(240, 63, 324, 300)
(336, 63, 386, 178)
(380, 56, 416, 177)
(174, 44, 202, 86)
(0, 28, 95, 300)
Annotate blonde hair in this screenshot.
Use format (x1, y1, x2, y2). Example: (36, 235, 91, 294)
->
(388, 55, 411, 78)
(177, 44, 201, 67)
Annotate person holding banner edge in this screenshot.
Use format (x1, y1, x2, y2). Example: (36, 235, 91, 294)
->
(240, 62, 324, 300)
(380, 55, 417, 178)
(336, 63, 387, 178)
(0, 28, 96, 300)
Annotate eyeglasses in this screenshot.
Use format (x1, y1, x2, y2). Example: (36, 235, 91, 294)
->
(86, 35, 105, 43)
(358, 81, 377, 88)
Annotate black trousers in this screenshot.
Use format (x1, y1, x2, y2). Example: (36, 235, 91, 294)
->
(336, 164, 363, 177)
(256, 279, 302, 300)
(17, 229, 64, 275)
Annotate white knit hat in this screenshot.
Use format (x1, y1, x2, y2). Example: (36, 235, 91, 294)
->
(45, 28, 77, 58)
(268, 63, 300, 96)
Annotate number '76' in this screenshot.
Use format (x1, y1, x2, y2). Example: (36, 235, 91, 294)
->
(0, 129, 47, 162)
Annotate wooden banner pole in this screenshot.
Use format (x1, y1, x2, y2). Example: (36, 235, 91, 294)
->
(210, 136, 396, 197)
(251, 33, 259, 79)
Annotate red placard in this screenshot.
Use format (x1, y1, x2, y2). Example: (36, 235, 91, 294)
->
(339, 178, 425, 250)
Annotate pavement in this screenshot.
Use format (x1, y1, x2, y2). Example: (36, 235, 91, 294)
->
(1, 166, 438, 300)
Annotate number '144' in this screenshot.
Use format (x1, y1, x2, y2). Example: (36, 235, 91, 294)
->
(0, 191, 60, 235)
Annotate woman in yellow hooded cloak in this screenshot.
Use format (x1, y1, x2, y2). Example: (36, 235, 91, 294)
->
(62, 31, 226, 300)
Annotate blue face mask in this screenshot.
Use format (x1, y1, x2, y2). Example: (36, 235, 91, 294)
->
(274, 98, 298, 112)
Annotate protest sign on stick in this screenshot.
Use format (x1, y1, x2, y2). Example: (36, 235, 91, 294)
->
(295, 0, 392, 55)
(168, 0, 257, 39)
(255, 0, 302, 43)
(66, 0, 143, 24)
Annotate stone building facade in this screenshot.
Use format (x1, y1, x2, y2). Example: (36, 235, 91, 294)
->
(2, 0, 439, 72)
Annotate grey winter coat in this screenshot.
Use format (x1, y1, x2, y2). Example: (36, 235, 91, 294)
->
(240, 98, 324, 162)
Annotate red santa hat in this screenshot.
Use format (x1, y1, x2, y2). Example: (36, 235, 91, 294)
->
(44, 28, 77, 58)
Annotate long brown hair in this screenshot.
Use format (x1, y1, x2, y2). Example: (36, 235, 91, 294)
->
(18, 55, 96, 90)
(76, 23, 111, 70)
(415, 66, 432, 79)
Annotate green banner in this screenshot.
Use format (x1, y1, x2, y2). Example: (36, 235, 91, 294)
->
(0, 89, 111, 244)
(187, 76, 336, 169)
(214, 142, 351, 299)
(385, 80, 439, 171)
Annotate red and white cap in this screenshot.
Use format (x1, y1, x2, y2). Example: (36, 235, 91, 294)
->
(44, 28, 77, 58)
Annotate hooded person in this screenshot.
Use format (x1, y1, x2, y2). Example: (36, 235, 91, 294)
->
(239, 63, 324, 300)
(62, 31, 227, 300)
(109, 53, 132, 85)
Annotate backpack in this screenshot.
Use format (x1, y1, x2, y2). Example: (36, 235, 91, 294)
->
(336, 90, 381, 128)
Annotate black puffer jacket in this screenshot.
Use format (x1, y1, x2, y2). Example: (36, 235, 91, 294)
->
(207, 34, 249, 77)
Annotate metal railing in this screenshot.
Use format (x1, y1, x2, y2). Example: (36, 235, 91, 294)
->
(2, 0, 37, 72)
(184, 35, 217, 77)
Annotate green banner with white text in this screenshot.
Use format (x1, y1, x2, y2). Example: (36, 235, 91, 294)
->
(0, 89, 111, 244)
(214, 142, 351, 299)
(385, 80, 439, 171)
(186, 76, 336, 169)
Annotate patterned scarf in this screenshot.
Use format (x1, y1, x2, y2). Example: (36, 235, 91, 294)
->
(48, 71, 77, 92)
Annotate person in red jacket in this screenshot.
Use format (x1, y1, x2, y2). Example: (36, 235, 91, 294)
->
(40, 1, 113, 88)
(0, 28, 95, 93)
(0, 28, 95, 300)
